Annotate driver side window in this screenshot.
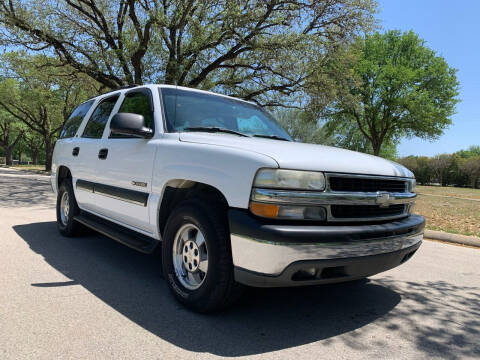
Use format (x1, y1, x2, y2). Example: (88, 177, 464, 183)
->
(110, 91, 153, 138)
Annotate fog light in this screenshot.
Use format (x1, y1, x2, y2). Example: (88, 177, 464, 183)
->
(278, 205, 326, 220)
(292, 267, 318, 281)
(250, 201, 326, 220)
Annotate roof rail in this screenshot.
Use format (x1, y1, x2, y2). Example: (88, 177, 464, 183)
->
(100, 84, 142, 96)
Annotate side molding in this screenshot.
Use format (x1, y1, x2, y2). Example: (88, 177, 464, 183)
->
(76, 179, 149, 206)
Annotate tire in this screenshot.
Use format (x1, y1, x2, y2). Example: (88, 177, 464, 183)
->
(56, 178, 81, 237)
(162, 198, 243, 312)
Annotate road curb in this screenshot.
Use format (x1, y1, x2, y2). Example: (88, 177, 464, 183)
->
(424, 230, 480, 248)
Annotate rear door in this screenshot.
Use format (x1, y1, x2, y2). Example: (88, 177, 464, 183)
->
(53, 99, 94, 193)
(92, 88, 157, 234)
(73, 94, 120, 213)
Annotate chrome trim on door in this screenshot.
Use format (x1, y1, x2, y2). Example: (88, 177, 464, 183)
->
(76, 179, 149, 206)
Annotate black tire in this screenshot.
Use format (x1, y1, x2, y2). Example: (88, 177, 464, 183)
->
(162, 198, 243, 312)
(56, 178, 81, 237)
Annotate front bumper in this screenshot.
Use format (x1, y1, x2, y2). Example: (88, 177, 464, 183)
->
(228, 209, 424, 287)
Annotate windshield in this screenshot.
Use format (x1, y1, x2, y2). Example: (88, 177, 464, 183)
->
(160, 87, 292, 140)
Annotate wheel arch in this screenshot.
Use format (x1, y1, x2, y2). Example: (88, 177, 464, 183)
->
(57, 165, 72, 189)
(157, 179, 230, 238)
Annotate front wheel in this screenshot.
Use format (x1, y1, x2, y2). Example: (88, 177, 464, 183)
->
(56, 179, 81, 236)
(162, 199, 243, 312)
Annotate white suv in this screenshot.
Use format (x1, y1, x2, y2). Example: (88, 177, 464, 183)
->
(52, 84, 424, 312)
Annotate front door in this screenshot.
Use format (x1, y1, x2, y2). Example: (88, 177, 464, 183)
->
(92, 89, 157, 234)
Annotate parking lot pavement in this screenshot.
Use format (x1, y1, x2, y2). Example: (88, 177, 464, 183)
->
(1, 167, 479, 359)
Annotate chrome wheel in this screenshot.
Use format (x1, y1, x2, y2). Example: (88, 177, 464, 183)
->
(60, 191, 70, 226)
(172, 223, 209, 290)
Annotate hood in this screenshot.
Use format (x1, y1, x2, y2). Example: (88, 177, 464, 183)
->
(179, 133, 413, 178)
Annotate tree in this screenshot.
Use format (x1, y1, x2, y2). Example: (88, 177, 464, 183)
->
(456, 145, 480, 159)
(277, 108, 398, 159)
(276, 109, 335, 145)
(323, 30, 459, 156)
(23, 131, 44, 165)
(397, 156, 433, 185)
(460, 156, 480, 188)
(430, 154, 459, 187)
(0, 53, 98, 171)
(0, 0, 375, 105)
(0, 110, 24, 165)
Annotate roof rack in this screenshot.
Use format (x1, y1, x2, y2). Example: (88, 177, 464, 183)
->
(100, 84, 142, 96)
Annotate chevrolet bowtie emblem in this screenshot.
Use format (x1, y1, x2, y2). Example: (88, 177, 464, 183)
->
(375, 191, 394, 207)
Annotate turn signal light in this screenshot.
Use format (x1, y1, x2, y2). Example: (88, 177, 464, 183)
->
(249, 202, 279, 218)
(249, 201, 326, 220)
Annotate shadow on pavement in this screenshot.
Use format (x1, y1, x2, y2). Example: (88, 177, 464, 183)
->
(0, 170, 54, 208)
(14, 221, 403, 357)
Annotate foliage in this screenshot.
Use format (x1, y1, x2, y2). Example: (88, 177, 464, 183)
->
(0, 109, 24, 164)
(0, 53, 98, 170)
(460, 156, 480, 188)
(277, 107, 398, 159)
(0, 0, 376, 106)
(397, 156, 432, 185)
(398, 148, 480, 188)
(276, 109, 334, 145)
(456, 145, 480, 159)
(322, 30, 460, 155)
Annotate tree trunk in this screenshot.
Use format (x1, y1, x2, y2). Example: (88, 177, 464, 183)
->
(45, 138, 53, 172)
(372, 142, 381, 156)
(18, 151, 22, 164)
(5, 148, 12, 166)
(32, 150, 38, 165)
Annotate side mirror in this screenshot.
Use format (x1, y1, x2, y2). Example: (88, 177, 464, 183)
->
(110, 113, 153, 138)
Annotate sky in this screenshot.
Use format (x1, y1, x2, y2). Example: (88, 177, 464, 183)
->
(378, 0, 480, 157)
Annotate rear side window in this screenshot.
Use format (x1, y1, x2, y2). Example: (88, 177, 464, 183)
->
(118, 91, 153, 128)
(59, 100, 94, 139)
(82, 96, 119, 138)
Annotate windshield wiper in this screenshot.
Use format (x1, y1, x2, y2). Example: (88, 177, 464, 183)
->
(183, 126, 249, 137)
(252, 134, 290, 141)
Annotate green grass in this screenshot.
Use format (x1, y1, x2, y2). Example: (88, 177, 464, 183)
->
(11, 164, 46, 171)
(2, 164, 49, 174)
(415, 186, 480, 237)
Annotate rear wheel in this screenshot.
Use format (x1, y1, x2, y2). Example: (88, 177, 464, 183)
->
(56, 179, 81, 236)
(162, 199, 243, 312)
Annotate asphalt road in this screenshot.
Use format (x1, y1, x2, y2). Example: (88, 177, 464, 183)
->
(1, 167, 479, 359)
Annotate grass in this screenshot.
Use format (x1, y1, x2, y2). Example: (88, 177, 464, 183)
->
(11, 164, 46, 171)
(415, 185, 480, 237)
(1, 164, 49, 174)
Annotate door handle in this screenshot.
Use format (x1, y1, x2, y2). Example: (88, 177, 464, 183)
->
(72, 147, 80, 156)
(98, 148, 108, 160)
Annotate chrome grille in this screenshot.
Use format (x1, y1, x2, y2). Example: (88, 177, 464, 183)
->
(251, 173, 416, 223)
(325, 173, 412, 221)
(329, 176, 407, 193)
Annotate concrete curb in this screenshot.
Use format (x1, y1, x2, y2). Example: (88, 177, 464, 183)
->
(424, 230, 480, 248)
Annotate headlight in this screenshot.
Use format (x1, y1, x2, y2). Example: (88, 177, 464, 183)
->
(409, 179, 416, 193)
(254, 169, 326, 191)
